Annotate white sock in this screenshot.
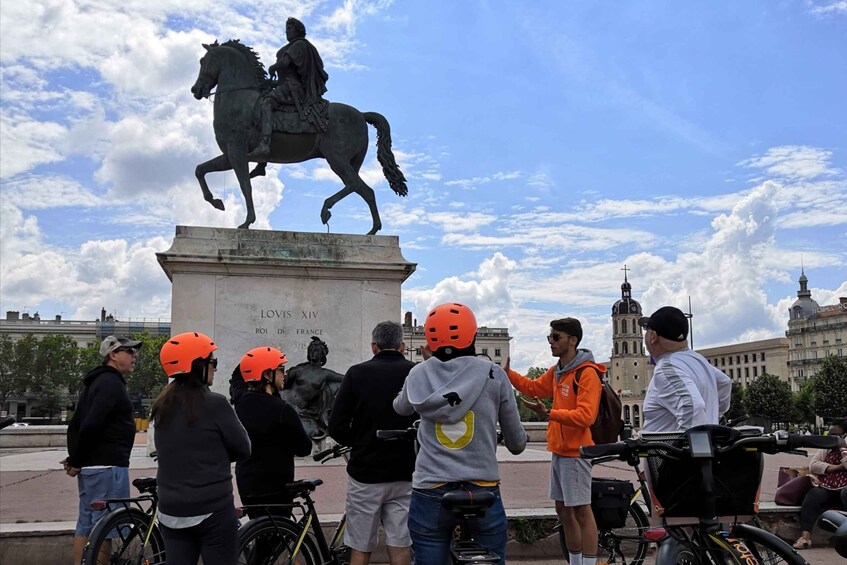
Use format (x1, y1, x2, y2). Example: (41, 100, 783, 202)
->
(568, 551, 583, 565)
(583, 555, 597, 565)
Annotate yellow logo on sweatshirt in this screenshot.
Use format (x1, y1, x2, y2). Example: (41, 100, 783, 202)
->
(435, 411, 474, 449)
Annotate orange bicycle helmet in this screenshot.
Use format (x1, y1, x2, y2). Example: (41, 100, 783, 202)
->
(159, 332, 218, 378)
(424, 303, 478, 351)
(240, 346, 287, 382)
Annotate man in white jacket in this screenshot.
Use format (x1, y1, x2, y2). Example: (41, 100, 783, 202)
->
(639, 306, 731, 433)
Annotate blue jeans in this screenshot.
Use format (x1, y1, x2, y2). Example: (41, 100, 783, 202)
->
(408, 484, 507, 565)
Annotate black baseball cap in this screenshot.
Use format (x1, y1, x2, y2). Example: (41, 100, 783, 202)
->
(638, 307, 688, 342)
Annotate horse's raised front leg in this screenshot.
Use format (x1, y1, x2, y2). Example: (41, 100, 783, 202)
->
(195, 154, 231, 211)
(249, 162, 267, 178)
(228, 144, 256, 229)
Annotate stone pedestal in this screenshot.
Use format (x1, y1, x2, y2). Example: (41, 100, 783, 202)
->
(157, 226, 415, 396)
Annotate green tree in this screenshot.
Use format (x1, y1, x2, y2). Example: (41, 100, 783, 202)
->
(515, 366, 552, 422)
(746, 373, 793, 424)
(0, 334, 27, 411)
(724, 381, 747, 422)
(126, 331, 169, 400)
(811, 355, 847, 420)
(793, 379, 816, 426)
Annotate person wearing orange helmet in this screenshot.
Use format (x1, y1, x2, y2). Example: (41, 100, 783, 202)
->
(151, 332, 251, 565)
(393, 303, 527, 565)
(230, 346, 311, 520)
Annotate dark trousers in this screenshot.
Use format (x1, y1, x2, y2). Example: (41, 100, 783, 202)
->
(799, 487, 847, 531)
(160, 506, 239, 565)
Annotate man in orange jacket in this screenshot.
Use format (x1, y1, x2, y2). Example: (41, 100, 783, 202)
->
(506, 317, 603, 565)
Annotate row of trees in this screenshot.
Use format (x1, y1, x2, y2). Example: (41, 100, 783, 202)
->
(724, 354, 847, 427)
(0, 331, 170, 418)
(514, 355, 847, 426)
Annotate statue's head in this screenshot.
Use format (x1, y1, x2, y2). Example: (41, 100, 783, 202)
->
(286, 18, 307, 41)
(307, 336, 328, 366)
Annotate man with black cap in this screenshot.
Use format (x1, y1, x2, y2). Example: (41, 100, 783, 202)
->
(64, 335, 142, 565)
(639, 306, 731, 432)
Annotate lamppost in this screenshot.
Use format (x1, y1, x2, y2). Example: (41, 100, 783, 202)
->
(684, 296, 694, 350)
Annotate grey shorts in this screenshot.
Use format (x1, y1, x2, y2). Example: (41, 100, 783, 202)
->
(344, 477, 412, 552)
(549, 454, 592, 507)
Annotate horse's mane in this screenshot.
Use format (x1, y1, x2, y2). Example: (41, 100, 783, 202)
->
(220, 39, 268, 84)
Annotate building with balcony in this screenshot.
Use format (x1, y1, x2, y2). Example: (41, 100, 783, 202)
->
(785, 270, 847, 387)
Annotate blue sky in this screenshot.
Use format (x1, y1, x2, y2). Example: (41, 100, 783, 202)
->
(1, 0, 845, 371)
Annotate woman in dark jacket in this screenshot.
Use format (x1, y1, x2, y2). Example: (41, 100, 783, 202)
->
(152, 332, 251, 565)
(231, 346, 312, 517)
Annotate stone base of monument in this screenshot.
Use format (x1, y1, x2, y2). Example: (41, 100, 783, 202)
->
(157, 226, 415, 397)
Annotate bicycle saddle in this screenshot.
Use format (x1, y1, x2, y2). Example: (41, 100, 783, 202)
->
(285, 479, 324, 497)
(441, 490, 496, 517)
(132, 477, 157, 494)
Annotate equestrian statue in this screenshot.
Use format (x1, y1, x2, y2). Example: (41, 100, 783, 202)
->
(190, 18, 407, 233)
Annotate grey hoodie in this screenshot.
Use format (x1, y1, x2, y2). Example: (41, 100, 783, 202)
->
(394, 356, 527, 489)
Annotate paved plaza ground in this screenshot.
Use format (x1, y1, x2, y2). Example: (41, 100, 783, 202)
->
(0, 432, 841, 564)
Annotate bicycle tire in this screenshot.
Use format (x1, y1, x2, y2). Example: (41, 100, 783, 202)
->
(237, 516, 322, 565)
(558, 502, 650, 564)
(80, 506, 165, 565)
(731, 523, 809, 565)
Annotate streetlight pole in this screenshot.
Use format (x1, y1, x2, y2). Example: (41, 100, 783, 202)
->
(684, 296, 694, 350)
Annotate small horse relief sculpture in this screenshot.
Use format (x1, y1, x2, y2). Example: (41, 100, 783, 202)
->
(190, 39, 407, 233)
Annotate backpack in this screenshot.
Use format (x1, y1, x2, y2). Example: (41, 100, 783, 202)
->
(573, 366, 624, 445)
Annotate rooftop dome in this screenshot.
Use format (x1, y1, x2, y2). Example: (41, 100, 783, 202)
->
(612, 273, 642, 316)
(789, 269, 819, 320)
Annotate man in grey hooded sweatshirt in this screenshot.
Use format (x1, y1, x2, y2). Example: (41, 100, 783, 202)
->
(394, 303, 526, 565)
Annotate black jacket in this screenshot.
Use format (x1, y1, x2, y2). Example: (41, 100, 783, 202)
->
(66, 366, 136, 468)
(328, 350, 418, 483)
(155, 389, 251, 517)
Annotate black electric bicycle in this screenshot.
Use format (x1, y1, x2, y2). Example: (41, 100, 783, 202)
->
(236, 443, 352, 565)
(580, 425, 840, 565)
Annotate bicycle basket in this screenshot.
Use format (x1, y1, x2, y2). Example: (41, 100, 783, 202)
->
(643, 430, 763, 519)
(591, 477, 635, 529)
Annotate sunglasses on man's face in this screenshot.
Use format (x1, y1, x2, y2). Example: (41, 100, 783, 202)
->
(115, 348, 137, 355)
(208, 358, 218, 369)
(547, 333, 570, 343)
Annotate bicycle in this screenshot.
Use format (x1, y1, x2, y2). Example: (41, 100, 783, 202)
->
(236, 443, 352, 565)
(376, 424, 503, 564)
(580, 425, 840, 565)
(79, 476, 165, 565)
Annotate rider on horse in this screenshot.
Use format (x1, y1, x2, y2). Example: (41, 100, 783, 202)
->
(247, 18, 330, 161)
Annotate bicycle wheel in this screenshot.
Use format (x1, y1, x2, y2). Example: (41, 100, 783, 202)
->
(558, 502, 650, 564)
(731, 523, 809, 565)
(80, 507, 165, 565)
(237, 516, 321, 565)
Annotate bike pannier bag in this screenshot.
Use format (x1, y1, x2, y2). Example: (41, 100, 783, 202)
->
(591, 478, 634, 529)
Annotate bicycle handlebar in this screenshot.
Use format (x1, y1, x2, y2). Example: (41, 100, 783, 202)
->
(579, 427, 841, 463)
(312, 443, 351, 463)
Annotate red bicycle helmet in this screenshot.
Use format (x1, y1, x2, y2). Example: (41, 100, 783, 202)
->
(424, 303, 478, 351)
(240, 346, 287, 382)
(159, 332, 217, 378)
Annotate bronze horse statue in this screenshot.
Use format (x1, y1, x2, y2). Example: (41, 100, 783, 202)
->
(190, 40, 407, 233)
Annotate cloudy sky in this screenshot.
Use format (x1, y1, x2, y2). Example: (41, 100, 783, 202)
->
(1, 0, 845, 371)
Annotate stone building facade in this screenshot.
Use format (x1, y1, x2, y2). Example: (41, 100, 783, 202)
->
(785, 271, 847, 387)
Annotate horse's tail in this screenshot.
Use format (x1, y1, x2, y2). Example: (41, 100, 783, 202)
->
(363, 112, 408, 197)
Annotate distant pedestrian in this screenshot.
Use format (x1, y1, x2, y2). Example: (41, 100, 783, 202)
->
(152, 332, 251, 565)
(64, 335, 142, 565)
(328, 321, 418, 565)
